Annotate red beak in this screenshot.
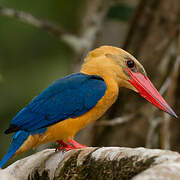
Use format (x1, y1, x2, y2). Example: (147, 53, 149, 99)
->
(127, 69, 178, 118)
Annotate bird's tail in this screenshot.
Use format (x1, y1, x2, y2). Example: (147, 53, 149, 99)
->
(0, 130, 29, 168)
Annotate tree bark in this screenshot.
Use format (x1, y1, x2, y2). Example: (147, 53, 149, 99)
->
(1, 147, 180, 180)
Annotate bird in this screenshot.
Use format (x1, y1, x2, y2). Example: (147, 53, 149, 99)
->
(0, 46, 177, 168)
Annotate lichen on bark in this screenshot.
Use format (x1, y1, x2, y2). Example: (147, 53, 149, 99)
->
(2, 147, 180, 180)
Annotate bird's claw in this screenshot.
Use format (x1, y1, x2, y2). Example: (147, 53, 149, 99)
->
(56, 139, 87, 152)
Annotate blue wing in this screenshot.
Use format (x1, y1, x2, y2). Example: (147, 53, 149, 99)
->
(7, 73, 107, 132)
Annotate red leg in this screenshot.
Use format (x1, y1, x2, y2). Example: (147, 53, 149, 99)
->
(56, 140, 73, 151)
(57, 140, 69, 146)
(56, 139, 87, 151)
(68, 139, 87, 148)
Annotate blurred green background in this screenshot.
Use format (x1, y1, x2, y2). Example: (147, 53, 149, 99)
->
(0, 0, 134, 165)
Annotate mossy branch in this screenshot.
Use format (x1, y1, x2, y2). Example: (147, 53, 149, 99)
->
(1, 147, 180, 179)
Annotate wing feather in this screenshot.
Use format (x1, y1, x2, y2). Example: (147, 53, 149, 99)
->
(6, 73, 107, 133)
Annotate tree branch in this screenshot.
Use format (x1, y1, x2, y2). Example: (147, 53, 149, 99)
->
(0, 5, 68, 38)
(69, 0, 112, 71)
(1, 147, 180, 179)
(0, 1, 111, 56)
(95, 114, 134, 126)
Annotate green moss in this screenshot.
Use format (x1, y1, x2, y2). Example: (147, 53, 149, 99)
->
(55, 149, 157, 180)
(56, 151, 81, 180)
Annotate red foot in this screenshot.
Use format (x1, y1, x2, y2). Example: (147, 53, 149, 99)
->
(56, 140, 73, 151)
(56, 139, 87, 151)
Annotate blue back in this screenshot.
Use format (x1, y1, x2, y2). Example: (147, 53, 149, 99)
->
(10, 73, 107, 132)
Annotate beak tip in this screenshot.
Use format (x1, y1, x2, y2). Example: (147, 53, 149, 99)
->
(172, 113, 178, 119)
(173, 113, 178, 119)
(168, 109, 178, 119)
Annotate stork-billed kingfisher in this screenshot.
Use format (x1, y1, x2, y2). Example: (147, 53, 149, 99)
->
(0, 46, 177, 168)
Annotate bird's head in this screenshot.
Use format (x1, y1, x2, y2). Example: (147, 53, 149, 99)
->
(81, 46, 177, 118)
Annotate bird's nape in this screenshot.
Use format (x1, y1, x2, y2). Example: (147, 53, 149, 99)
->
(126, 68, 178, 118)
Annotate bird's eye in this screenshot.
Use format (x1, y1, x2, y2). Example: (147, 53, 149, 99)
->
(126, 59, 135, 68)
